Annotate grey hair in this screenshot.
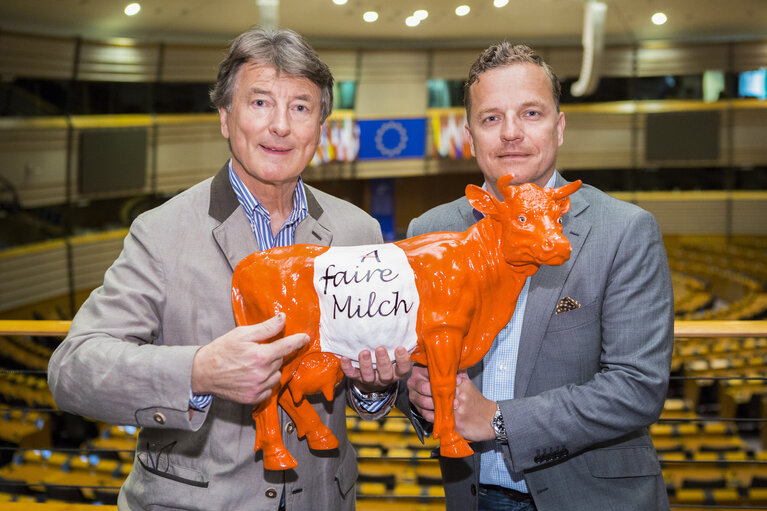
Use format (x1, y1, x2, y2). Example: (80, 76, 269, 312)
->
(464, 42, 561, 120)
(210, 28, 334, 122)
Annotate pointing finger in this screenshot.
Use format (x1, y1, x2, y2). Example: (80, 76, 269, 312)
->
(242, 313, 286, 342)
(266, 333, 310, 359)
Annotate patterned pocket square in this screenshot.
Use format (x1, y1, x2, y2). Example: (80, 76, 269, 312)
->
(555, 297, 581, 314)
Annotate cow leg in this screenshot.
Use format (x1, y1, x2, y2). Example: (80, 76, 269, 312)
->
(423, 328, 474, 458)
(279, 391, 339, 450)
(253, 391, 298, 470)
(282, 353, 343, 450)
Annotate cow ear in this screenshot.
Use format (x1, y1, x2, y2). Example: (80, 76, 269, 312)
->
(559, 197, 571, 215)
(466, 185, 501, 217)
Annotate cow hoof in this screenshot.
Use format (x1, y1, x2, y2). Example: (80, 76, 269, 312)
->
(263, 449, 298, 470)
(440, 438, 474, 458)
(306, 429, 339, 450)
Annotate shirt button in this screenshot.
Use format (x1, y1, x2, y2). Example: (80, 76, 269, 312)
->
(499, 363, 506, 371)
(285, 422, 296, 434)
(265, 488, 278, 499)
(153, 412, 166, 425)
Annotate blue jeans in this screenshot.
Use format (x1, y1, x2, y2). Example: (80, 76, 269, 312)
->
(478, 485, 537, 511)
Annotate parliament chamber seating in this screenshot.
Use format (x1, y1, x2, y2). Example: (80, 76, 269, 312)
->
(1, 235, 767, 510)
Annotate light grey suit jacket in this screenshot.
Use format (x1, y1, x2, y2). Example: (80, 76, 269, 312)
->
(397, 173, 673, 511)
(48, 164, 383, 510)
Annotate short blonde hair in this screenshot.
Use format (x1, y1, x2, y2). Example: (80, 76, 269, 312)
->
(465, 43, 561, 120)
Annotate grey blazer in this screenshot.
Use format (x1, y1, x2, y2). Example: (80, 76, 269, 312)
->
(397, 173, 673, 511)
(48, 164, 383, 510)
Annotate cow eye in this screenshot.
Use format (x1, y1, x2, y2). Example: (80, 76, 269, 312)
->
(518, 215, 526, 223)
(557, 217, 563, 224)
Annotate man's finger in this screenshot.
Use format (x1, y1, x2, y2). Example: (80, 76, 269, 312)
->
(373, 347, 393, 381)
(242, 313, 286, 342)
(339, 356, 360, 379)
(357, 350, 375, 382)
(266, 333, 310, 359)
(393, 346, 411, 377)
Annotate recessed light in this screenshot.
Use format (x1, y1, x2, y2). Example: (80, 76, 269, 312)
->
(363, 11, 379, 22)
(414, 9, 429, 21)
(406, 15, 420, 27)
(494, 0, 509, 7)
(455, 5, 470, 16)
(332, 0, 347, 5)
(651, 12, 667, 25)
(124, 3, 141, 16)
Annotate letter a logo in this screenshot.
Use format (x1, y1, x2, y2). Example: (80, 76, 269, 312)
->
(360, 250, 381, 263)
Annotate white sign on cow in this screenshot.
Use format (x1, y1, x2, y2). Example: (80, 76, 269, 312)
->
(313, 244, 420, 366)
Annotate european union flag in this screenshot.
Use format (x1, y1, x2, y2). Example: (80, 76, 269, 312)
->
(357, 118, 426, 160)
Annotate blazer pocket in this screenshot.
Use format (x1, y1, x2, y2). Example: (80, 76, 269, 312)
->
(137, 444, 209, 488)
(584, 446, 661, 478)
(335, 443, 360, 496)
(545, 299, 600, 334)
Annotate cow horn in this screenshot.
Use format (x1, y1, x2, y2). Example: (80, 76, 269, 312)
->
(497, 174, 515, 199)
(551, 180, 582, 199)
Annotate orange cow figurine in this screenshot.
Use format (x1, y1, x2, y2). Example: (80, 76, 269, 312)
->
(232, 174, 582, 470)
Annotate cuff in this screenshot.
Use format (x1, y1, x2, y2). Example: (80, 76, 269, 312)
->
(347, 382, 397, 421)
(189, 387, 213, 411)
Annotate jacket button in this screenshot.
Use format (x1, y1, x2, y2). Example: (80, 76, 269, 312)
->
(285, 422, 296, 434)
(152, 412, 166, 425)
(471, 484, 477, 496)
(265, 488, 278, 499)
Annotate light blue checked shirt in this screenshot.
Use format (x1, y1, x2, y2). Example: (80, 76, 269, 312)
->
(478, 172, 557, 494)
(188, 160, 308, 411)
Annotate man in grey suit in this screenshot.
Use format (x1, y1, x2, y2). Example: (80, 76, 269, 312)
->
(400, 43, 674, 510)
(48, 28, 409, 510)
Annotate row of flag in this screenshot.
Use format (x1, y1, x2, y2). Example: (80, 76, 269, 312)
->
(310, 109, 474, 165)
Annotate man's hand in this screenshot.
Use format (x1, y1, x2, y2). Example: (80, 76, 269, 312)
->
(407, 364, 435, 421)
(191, 313, 309, 405)
(453, 373, 496, 442)
(408, 368, 496, 441)
(340, 346, 411, 393)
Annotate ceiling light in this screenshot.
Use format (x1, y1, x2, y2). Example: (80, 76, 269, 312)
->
(651, 12, 667, 25)
(494, 0, 509, 7)
(363, 11, 379, 22)
(413, 9, 429, 20)
(332, 0, 347, 5)
(455, 5, 470, 16)
(124, 3, 141, 16)
(405, 15, 420, 27)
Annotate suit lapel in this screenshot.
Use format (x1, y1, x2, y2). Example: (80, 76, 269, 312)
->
(295, 187, 333, 246)
(208, 165, 261, 272)
(209, 172, 334, 270)
(514, 175, 591, 398)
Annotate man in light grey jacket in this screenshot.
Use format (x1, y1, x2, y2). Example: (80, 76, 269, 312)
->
(48, 28, 408, 510)
(400, 43, 674, 510)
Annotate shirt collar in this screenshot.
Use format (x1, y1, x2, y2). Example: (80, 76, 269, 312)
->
(227, 159, 308, 228)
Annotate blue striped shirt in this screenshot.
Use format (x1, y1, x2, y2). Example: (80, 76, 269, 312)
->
(227, 163, 308, 251)
(189, 160, 308, 411)
(478, 172, 557, 493)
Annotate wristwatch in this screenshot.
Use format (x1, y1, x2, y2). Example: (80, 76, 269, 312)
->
(491, 403, 507, 442)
